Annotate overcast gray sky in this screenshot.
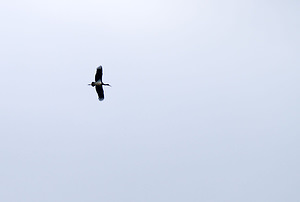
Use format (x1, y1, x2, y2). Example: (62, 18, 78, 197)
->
(1, 0, 299, 201)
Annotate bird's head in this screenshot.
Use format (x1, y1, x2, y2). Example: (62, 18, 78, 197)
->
(88, 82, 96, 86)
(103, 83, 112, 87)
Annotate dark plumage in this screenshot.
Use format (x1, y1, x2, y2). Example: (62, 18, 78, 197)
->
(95, 86, 104, 101)
(95, 66, 103, 83)
(89, 65, 111, 101)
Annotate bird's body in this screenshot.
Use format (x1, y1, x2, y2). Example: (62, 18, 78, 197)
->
(89, 66, 111, 101)
(90, 81, 104, 86)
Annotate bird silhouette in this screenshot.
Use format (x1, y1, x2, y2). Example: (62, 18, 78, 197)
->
(89, 66, 111, 101)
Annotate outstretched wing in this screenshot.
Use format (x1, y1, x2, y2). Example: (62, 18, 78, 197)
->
(95, 86, 104, 101)
(95, 66, 103, 82)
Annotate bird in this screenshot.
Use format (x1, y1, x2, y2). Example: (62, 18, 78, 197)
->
(89, 65, 111, 101)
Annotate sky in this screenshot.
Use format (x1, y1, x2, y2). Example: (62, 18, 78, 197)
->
(0, 0, 299, 201)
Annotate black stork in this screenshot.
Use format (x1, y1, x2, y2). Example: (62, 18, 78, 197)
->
(89, 66, 111, 101)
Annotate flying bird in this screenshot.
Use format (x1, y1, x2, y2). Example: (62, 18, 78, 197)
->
(89, 65, 111, 101)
